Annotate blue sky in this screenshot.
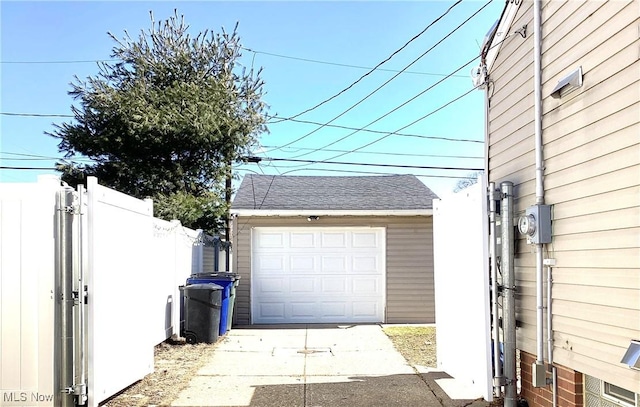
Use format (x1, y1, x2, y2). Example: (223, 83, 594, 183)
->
(0, 1, 503, 197)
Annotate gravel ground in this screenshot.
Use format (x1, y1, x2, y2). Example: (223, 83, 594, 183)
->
(103, 326, 437, 406)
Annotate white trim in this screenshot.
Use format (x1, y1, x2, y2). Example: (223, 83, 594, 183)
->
(485, 0, 522, 73)
(232, 209, 433, 217)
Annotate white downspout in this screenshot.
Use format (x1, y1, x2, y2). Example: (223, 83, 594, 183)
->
(547, 261, 557, 407)
(533, 2, 556, 402)
(533, 0, 545, 367)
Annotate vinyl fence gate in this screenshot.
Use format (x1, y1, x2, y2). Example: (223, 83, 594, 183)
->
(1, 176, 224, 407)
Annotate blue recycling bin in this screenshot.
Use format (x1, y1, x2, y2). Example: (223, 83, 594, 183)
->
(186, 273, 239, 336)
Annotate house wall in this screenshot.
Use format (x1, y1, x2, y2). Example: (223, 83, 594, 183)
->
(487, 0, 640, 396)
(231, 215, 434, 325)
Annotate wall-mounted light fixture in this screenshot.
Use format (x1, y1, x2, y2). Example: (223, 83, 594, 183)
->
(621, 340, 640, 369)
(307, 215, 320, 221)
(551, 66, 583, 98)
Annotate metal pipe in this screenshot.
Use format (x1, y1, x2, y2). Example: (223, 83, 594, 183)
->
(547, 264, 553, 368)
(489, 183, 502, 397)
(56, 188, 76, 407)
(533, 0, 547, 372)
(534, 0, 544, 206)
(552, 366, 558, 407)
(548, 264, 557, 407)
(501, 181, 517, 407)
(75, 185, 88, 405)
(536, 247, 545, 364)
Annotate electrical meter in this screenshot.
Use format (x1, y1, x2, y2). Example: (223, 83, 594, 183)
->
(518, 205, 551, 244)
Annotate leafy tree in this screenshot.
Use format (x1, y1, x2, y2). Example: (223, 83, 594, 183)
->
(51, 10, 268, 233)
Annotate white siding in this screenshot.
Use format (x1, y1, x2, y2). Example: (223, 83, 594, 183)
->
(487, 0, 640, 393)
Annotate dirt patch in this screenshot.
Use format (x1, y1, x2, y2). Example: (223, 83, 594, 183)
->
(102, 337, 218, 407)
(383, 326, 437, 368)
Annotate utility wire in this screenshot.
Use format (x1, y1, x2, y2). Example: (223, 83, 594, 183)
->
(236, 166, 472, 179)
(1, 59, 117, 64)
(242, 47, 467, 78)
(269, 0, 464, 127)
(0, 151, 94, 162)
(1, 50, 466, 79)
(282, 86, 479, 172)
(285, 68, 480, 160)
(1, 110, 482, 144)
(1, 112, 73, 118)
(265, 116, 482, 143)
(271, 0, 492, 150)
(0, 166, 56, 170)
(259, 145, 482, 159)
(248, 156, 482, 171)
(279, 20, 518, 167)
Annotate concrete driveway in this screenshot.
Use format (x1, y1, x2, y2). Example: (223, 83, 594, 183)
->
(171, 324, 489, 407)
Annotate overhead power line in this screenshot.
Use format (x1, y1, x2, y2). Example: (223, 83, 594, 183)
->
(236, 166, 473, 179)
(1, 112, 73, 118)
(260, 145, 482, 159)
(0, 166, 56, 170)
(242, 47, 467, 78)
(266, 116, 482, 143)
(271, 0, 493, 151)
(269, 0, 464, 127)
(245, 156, 482, 171)
(1, 59, 117, 64)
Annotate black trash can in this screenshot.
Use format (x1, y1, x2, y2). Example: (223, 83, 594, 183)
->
(187, 272, 240, 333)
(183, 283, 223, 344)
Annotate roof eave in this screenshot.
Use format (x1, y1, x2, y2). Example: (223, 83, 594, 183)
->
(231, 209, 433, 217)
(483, 0, 522, 72)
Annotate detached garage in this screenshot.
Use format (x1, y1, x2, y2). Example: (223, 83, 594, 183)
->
(231, 174, 438, 325)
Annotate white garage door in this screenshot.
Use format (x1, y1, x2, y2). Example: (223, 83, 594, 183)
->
(251, 227, 386, 324)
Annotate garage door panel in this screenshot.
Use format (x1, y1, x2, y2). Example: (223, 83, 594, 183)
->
(256, 255, 286, 273)
(290, 256, 315, 272)
(256, 278, 287, 294)
(352, 256, 378, 272)
(321, 277, 347, 293)
(258, 302, 286, 319)
(290, 232, 315, 248)
(352, 278, 381, 294)
(258, 232, 286, 248)
(353, 302, 379, 318)
(252, 227, 385, 324)
(319, 302, 347, 318)
(321, 256, 347, 272)
(321, 232, 347, 248)
(290, 277, 315, 293)
(352, 232, 378, 248)
(290, 302, 315, 318)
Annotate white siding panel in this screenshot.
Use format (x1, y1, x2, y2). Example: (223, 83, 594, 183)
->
(487, 0, 640, 394)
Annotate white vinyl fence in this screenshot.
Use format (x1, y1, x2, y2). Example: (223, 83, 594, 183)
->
(0, 176, 59, 406)
(0, 176, 223, 407)
(432, 179, 493, 401)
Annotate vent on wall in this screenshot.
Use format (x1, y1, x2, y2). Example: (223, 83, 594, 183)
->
(621, 340, 640, 369)
(551, 66, 583, 98)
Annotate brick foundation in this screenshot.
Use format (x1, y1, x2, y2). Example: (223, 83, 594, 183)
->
(520, 351, 584, 407)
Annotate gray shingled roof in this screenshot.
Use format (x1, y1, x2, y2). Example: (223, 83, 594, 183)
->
(232, 174, 438, 211)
